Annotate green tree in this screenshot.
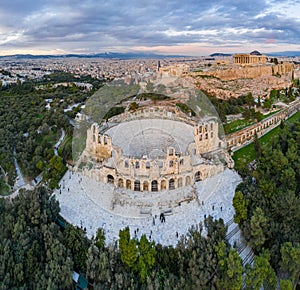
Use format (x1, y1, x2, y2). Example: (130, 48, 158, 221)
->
(249, 207, 267, 251)
(119, 227, 138, 271)
(43, 155, 67, 189)
(280, 242, 300, 288)
(137, 234, 156, 282)
(280, 279, 293, 290)
(245, 251, 277, 290)
(95, 228, 106, 250)
(233, 191, 248, 225)
(216, 241, 243, 290)
(244, 92, 255, 109)
(64, 224, 88, 272)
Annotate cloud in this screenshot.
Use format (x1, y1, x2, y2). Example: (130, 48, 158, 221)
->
(0, 0, 299, 55)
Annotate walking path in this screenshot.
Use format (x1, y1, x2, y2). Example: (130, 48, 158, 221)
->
(13, 149, 26, 190)
(54, 128, 65, 156)
(54, 168, 242, 247)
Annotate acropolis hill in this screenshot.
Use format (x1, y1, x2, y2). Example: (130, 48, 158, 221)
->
(185, 52, 295, 100)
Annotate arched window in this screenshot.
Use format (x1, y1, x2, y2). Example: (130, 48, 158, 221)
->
(169, 160, 173, 167)
(125, 160, 129, 168)
(143, 181, 149, 191)
(126, 180, 131, 189)
(135, 161, 140, 168)
(169, 178, 175, 190)
(146, 161, 150, 169)
(151, 180, 158, 192)
(195, 171, 201, 182)
(134, 180, 141, 191)
(118, 178, 124, 188)
(161, 180, 166, 190)
(107, 175, 114, 184)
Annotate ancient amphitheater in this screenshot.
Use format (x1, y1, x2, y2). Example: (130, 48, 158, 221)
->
(78, 102, 233, 193)
(55, 80, 245, 247)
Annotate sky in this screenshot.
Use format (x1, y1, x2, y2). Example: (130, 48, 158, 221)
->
(0, 0, 299, 56)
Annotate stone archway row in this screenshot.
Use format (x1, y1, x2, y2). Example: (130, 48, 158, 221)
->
(106, 173, 203, 192)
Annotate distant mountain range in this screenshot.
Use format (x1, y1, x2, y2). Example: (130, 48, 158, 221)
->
(209, 53, 232, 57)
(265, 51, 300, 57)
(0, 51, 299, 60)
(0, 52, 189, 60)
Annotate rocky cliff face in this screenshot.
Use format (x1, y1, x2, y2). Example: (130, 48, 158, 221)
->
(190, 63, 294, 100)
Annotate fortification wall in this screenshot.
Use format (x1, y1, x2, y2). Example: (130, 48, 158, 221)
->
(192, 63, 294, 81)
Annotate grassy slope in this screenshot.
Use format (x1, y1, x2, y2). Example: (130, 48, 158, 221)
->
(233, 111, 300, 170)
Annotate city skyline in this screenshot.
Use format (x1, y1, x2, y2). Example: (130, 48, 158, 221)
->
(0, 0, 299, 56)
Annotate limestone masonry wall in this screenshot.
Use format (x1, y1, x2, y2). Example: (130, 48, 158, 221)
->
(226, 98, 300, 150)
(79, 106, 232, 192)
(192, 63, 294, 81)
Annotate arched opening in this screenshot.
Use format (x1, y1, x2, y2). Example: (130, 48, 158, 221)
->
(134, 180, 141, 191)
(118, 178, 124, 188)
(135, 161, 140, 168)
(185, 176, 191, 186)
(178, 177, 183, 188)
(195, 171, 201, 182)
(151, 180, 158, 192)
(161, 180, 166, 190)
(107, 175, 114, 184)
(126, 180, 131, 190)
(169, 178, 175, 190)
(143, 181, 149, 191)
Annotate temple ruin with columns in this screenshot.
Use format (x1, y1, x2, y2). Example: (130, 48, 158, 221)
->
(233, 51, 267, 65)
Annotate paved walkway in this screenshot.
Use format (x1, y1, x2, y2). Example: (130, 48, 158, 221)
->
(54, 168, 242, 246)
(54, 128, 65, 156)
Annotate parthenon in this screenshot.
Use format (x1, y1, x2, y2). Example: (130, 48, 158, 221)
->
(233, 53, 266, 65)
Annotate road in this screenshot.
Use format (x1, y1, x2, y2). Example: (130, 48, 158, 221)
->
(54, 128, 66, 156)
(13, 149, 26, 190)
(5, 128, 66, 197)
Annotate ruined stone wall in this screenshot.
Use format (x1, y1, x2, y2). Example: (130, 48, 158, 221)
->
(226, 98, 300, 150)
(190, 63, 294, 100)
(191, 63, 294, 81)
(81, 111, 228, 192)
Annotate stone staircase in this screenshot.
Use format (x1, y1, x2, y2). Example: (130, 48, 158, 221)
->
(225, 218, 255, 266)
